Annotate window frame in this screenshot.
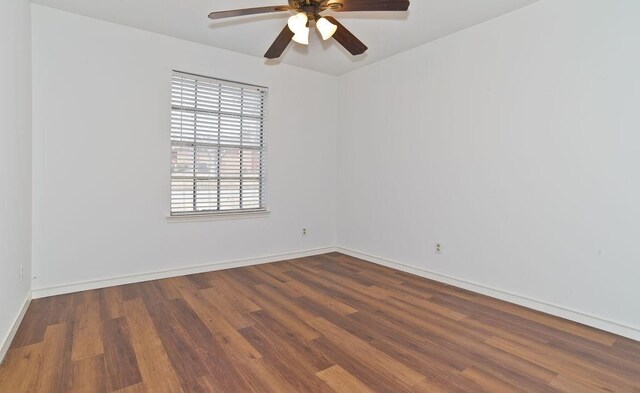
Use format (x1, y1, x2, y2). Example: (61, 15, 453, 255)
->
(168, 71, 268, 219)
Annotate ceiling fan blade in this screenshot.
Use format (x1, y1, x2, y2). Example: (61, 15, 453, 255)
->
(209, 6, 291, 20)
(324, 16, 368, 56)
(327, 0, 410, 12)
(264, 25, 295, 59)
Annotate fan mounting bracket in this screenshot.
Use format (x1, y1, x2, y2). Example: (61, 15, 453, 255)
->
(288, 0, 341, 16)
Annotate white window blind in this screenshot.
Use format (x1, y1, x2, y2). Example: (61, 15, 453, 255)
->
(171, 72, 267, 216)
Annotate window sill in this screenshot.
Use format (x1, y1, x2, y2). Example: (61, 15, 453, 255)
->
(166, 210, 271, 223)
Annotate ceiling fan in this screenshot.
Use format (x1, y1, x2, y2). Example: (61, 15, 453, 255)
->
(208, 0, 410, 59)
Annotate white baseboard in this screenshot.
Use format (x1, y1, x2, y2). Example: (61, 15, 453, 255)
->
(32, 247, 337, 299)
(337, 247, 640, 342)
(0, 293, 32, 364)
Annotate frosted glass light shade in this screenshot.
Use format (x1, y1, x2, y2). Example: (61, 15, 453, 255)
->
(292, 26, 310, 45)
(288, 13, 308, 34)
(317, 17, 337, 40)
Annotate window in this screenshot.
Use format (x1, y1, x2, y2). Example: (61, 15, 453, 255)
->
(170, 72, 267, 216)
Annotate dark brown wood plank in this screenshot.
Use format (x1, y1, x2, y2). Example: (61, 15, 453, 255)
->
(103, 318, 143, 392)
(239, 325, 335, 393)
(35, 322, 74, 393)
(138, 282, 209, 393)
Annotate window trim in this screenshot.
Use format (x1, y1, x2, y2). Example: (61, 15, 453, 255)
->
(166, 209, 271, 223)
(169, 70, 268, 218)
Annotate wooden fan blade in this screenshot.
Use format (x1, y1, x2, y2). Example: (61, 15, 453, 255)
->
(264, 25, 295, 59)
(328, 0, 409, 12)
(208, 6, 291, 20)
(324, 16, 368, 56)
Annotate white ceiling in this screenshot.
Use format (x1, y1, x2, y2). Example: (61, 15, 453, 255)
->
(31, 0, 538, 75)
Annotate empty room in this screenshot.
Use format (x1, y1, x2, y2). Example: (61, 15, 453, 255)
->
(1, 0, 639, 391)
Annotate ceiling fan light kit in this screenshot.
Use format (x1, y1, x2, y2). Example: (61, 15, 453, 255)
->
(287, 13, 337, 45)
(208, 0, 410, 59)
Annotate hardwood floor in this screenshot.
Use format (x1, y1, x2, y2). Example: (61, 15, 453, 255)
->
(1, 253, 639, 392)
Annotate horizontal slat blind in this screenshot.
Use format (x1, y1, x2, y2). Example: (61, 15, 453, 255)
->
(171, 72, 267, 215)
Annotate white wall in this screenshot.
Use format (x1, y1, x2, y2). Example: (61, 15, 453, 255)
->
(0, 0, 32, 355)
(337, 0, 640, 333)
(31, 5, 337, 292)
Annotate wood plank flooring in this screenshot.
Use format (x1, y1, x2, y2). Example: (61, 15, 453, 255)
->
(1, 253, 639, 392)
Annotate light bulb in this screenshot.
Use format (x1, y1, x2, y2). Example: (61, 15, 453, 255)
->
(287, 13, 308, 34)
(292, 26, 310, 45)
(316, 17, 337, 40)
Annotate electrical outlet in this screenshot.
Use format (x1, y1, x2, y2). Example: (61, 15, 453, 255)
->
(302, 228, 308, 236)
(435, 243, 442, 255)
(20, 265, 24, 283)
